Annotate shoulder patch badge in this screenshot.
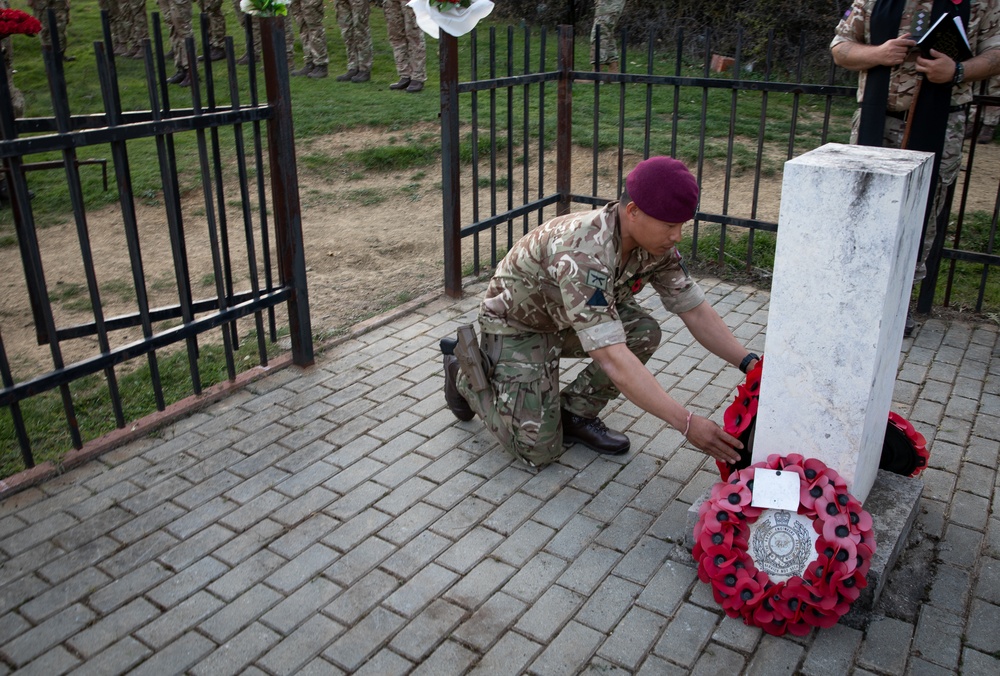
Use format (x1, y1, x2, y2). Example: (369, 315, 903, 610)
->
(586, 269, 608, 289)
(587, 288, 609, 307)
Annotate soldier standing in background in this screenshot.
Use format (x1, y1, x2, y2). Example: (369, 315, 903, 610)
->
(122, 0, 149, 59)
(383, 0, 424, 92)
(232, 0, 294, 68)
(158, 0, 192, 85)
(197, 0, 225, 61)
(590, 0, 624, 73)
(333, 0, 372, 82)
(98, 0, 128, 56)
(27, 0, 72, 61)
(290, 0, 328, 78)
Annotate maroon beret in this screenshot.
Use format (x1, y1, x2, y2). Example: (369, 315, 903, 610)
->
(625, 156, 699, 223)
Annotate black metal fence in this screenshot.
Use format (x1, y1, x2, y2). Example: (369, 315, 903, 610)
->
(439, 25, 1000, 317)
(0, 13, 312, 470)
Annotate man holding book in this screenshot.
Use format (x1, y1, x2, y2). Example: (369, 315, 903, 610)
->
(831, 0, 1000, 333)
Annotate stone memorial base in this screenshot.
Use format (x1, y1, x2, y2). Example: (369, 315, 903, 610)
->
(684, 469, 923, 628)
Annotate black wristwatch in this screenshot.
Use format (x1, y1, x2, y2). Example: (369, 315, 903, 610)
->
(739, 353, 760, 374)
(953, 61, 965, 86)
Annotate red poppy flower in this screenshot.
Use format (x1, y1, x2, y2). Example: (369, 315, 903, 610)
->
(714, 481, 752, 512)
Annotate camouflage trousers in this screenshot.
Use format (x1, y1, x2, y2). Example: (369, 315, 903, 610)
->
(158, 0, 192, 68)
(28, 0, 71, 54)
(850, 107, 965, 273)
(99, 0, 125, 51)
(123, 0, 150, 52)
(1, 0, 24, 117)
(383, 0, 425, 82)
(291, 0, 328, 67)
(456, 296, 661, 467)
(232, 0, 294, 65)
(197, 0, 226, 51)
(971, 77, 1000, 127)
(590, 0, 624, 65)
(334, 0, 372, 72)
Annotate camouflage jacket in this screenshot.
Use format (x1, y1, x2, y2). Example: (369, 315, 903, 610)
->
(832, 0, 1000, 111)
(479, 202, 705, 353)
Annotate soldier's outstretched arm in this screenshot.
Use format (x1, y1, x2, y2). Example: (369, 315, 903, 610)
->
(589, 342, 743, 464)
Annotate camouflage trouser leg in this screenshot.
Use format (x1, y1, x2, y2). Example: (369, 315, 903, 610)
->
(197, 0, 225, 50)
(98, 0, 124, 50)
(334, 0, 372, 72)
(384, 0, 425, 81)
(126, 0, 149, 52)
(457, 331, 564, 467)
(850, 107, 964, 277)
(294, 0, 328, 66)
(456, 298, 661, 467)
(29, 0, 71, 54)
(158, 0, 192, 69)
(590, 0, 624, 65)
(560, 295, 662, 417)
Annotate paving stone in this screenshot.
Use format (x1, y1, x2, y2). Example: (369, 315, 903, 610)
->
(965, 599, 1000, 654)
(134, 591, 225, 649)
(913, 604, 963, 671)
(20, 567, 112, 623)
(213, 519, 285, 567)
(323, 606, 406, 671)
(157, 523, 236, 571)
(427, 495, 492, 536)
(744, 635, 805, 676)
(384, 563, 459, 618)
(927, 564, 971, 614)
(437, 526, 504, 574)
(515, 585, 586, 644)
(379, 530, 451, 578)
(651, 602, 719, 667)
(948, 491, 990, 530)
(147, 557, 228, 609)
(65, 637, 151, 676)
(17, 645, 80, 675)
(471, 631, 543, 675)
(531, 487, 590, 529)
(575, 574, 642, 634)
(444, 558, 516, 609)
(379, 501, 444, 546)
(452, 591, 527, 652)
(324, 535, 395, 586)
(0, 511, 77, 557)
(264, 542, 339, 593)
(256, 613, 343, 676)
(208, 549, 286, 601)
(261, 577, 342, 634)
(90, 561, 171, 614)
(483, 491, 542, 536)
(599, 605, 671, 671)
(389, 598, 466, 662)
(635, 560, 697, 616)
(0, 572, 47, 616)
(688, 643, 747, 675)
(528, 620, 604, 675)
(556, 544, 621, 595)
(66, 598, 159, 658)
(190, 622, 281, 676)
(503, 552, 569, 603)
(857, 616, 914, 675)
(128, 632, 215, 676)
(961, 647, 1000, 676)
(938, 523, 984, 569)
(325, 480, 391, 520)
(324, 568, 399, 625)
(491, 519, 555, 567)
(198, 584, 284, 643)
(410, 639, 478, 676)
(974, 557, 1000, 604)
(373, 476, 436, 516)
(0, 603, 94, 667)
(711, 614, 761, 653)
(799, 623, 862, 676)
(544, 513, 604, 560)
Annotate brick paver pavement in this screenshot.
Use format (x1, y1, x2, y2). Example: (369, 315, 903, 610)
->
(1, 278, 998, 674)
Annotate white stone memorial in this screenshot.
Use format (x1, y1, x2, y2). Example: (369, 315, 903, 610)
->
(751, 143, 934, 503)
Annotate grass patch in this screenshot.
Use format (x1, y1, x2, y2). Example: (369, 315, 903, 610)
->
(933, 211, 1000, 314)
(0, 333, 283, 477)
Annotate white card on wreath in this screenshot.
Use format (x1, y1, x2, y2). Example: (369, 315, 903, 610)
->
(750, 468, 801, 512)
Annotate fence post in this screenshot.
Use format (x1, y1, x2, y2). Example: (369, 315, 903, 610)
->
(557, 25, 573, 216)
(260, 17, 313, 366)
(440, 32, 462, 298)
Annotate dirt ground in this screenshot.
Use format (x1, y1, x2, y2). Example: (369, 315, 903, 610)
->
(3, 125, 1000, 381)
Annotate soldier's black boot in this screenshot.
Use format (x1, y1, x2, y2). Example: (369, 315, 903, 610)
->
(562, 410, 630, 455)
(440, 338, 475, 421)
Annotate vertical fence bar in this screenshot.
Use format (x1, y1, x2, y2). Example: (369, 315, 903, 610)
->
(538, 27, 547, 226)
(489, 27, 498, 264)
(615, 32, 626, 194)
(643, 29, 654, 160)
(441, 29, 462, 297)
(521, 25, 530, 237)
(0, 333, 33, 467)
(556, 25, 572, 216)
(261, 17, 312, 365)
(506, 26, 514, 250)
(590, 26, 600, 197)
(470, 29, 481, 276)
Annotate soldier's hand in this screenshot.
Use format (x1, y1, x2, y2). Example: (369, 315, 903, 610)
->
(916, 49, 957, 84)
(685, 415, 743, 464)
(878, 33, 917, 67)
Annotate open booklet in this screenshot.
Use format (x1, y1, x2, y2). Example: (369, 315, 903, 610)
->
(915, 12, 973, 62)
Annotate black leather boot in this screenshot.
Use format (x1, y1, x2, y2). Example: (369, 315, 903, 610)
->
(441, 338, 475, 421)
(562, 410, 630, 455)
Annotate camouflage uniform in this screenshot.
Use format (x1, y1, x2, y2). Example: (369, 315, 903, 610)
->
(123, 0, 150, 56)
(335, 0, 372, 73)
(1, 0, 25, 117)
(832, 0, 1000, 264)
(231, 0, 294, 65)
(27, 0, 71, 56)
(456, 202, 705, 467)
(383, 0, 424, 83)
(590, 0, 625, 65)
(291, 0, 328, 67)
(98, 0, 127, 55)
(158, 0, 192, 70)
(197, 0, 225, 51)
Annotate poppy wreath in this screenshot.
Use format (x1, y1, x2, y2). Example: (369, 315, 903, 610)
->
(693, 453, 876, 635)
(717, 356, 929, 481)
(0, 9, 43, 39)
